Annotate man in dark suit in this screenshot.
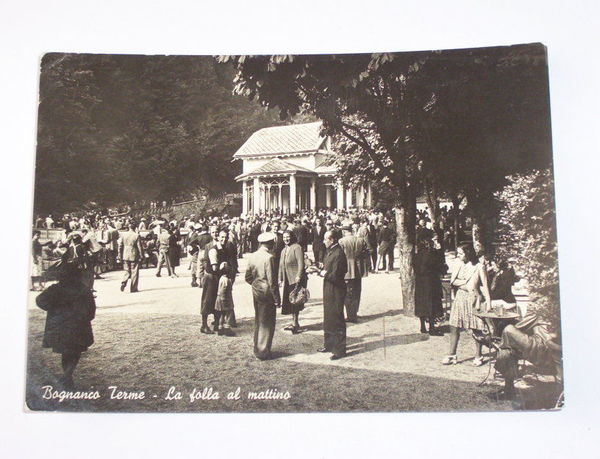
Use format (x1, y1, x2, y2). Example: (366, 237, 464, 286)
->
(119, 222, 143, 292)
(311, 218, 326, 266)
(249, 218, 262, 252)
(317, 229, 348, 360)
(271, 220, 285, 274)
(107, 221, 120, 271)
(387, 218, 397, 271)
(377, 220, 395, 272)
(293, 218, 310, 253)
(416, 218, 435, 243)
(339, 225, 367, 323)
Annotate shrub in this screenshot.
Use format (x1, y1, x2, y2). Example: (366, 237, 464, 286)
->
(495, 169, 560, 329)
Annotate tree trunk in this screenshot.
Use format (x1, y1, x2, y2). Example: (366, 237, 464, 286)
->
(451, 194, 461, 251)
(469, 192, 495, 255)
(395, 188, 417, 316)
(424, 180, 442, 238)
(472, 218, 484, 254)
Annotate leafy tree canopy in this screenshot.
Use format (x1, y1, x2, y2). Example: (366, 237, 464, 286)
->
(220, 45, 552, 201)
(34, 54, 283, 215)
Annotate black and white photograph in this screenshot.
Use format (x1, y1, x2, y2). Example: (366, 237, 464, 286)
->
(25, 44, 563, 413)
(3, 1, 599, 457)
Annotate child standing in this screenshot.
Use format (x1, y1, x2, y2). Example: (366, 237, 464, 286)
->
(215, 262, 234, 336)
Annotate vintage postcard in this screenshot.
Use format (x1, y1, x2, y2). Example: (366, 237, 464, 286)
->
(26, 44, 562, 412)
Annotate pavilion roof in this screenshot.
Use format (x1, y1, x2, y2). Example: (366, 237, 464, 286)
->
(235, 158, 316, 181)
(314, 155, 337, 175)
(233, 121, 327, 159)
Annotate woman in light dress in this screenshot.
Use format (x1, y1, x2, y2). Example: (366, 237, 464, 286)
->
(442, 243, 491, 366)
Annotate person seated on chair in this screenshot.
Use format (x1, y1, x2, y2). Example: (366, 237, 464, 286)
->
(494, 311, 562, 400)
(489, 259, 521, 315)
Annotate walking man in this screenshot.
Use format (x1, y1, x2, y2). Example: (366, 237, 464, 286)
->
(119, 222, 143, 293)
(245, 232, 281, 360)
(155, 224, 174, 278)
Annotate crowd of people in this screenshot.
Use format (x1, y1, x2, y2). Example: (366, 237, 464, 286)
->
(32, 205, 561, 400)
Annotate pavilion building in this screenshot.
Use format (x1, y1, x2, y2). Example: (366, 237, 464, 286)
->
(234, 121, 372, 215)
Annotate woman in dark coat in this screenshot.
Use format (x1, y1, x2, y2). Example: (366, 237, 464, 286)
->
(36, 263, 96, 389)
(167, 225, 181, 276)
(317, 230, 348, 360)
(200, 230, 228, 334)
(414, 237, 447, 335)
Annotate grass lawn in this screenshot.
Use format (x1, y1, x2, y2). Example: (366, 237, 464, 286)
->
(25, 310, 561, 413)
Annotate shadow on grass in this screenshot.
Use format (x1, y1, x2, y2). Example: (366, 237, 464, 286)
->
(299, 308, 402, 333)
(135, 286, 188, 292)
(25, 309, 562, 413)
(346, 333, 429, 354)
(97, 302, 154, 310)
(358, 309, 404, 321)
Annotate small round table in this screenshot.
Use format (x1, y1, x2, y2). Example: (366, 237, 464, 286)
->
(475, 311, 520, 342)
(473, 311, 520, 386)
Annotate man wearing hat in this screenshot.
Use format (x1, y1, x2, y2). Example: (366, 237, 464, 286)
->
(339, 224, 368, 323)
(245, 232, 281, 359)
(119, 221, 143, 292)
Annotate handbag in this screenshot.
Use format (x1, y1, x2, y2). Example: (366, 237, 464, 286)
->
(289, 282, 310, 307)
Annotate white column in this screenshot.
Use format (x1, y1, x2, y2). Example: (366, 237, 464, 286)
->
(336, 185, 344, 210)
(325, 185, 332, 208)
(310, 177, 317, 211)
(366, 183, 372, 207)
(242, 181, 248, 214)
(346, 187, 353, 210)
(266, 184, 272, 211)
(358, 185, 365, 208)
(253, 177, 260, 215)
(278, 184, 283, 211)
(289, 175, 297, 214)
